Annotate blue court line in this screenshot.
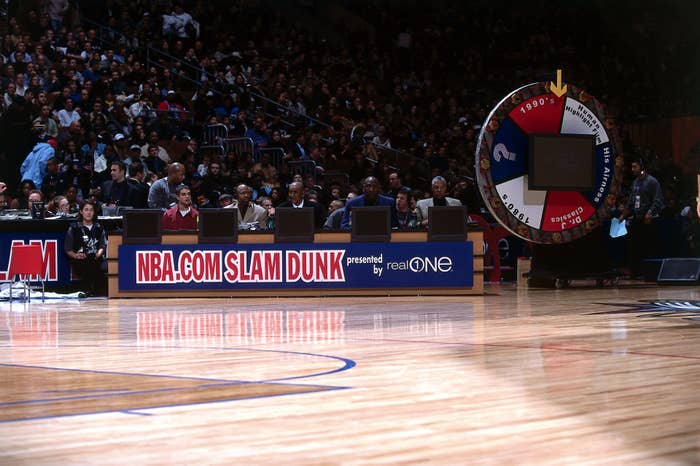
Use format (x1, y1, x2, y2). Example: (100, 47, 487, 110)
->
(0, 362, 249, 384)
(0, 376, 349, 408)
(0, 385, 350, 424)
(0, 346, 357, 422)
(121, 410, 155, 416)
(1, 345, 357, 383)
(42, 389, 128, 394)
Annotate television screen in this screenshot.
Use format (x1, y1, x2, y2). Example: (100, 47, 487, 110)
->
(428, 206, 468, 242)
(198, 208, 238, 244)
(528, 133, 595, 191)
(122, 209, 162, 245)
(351, 206, 391, 242)
(274, 207, 315, 243)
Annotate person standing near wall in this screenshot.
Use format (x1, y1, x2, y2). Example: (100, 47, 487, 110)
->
(618, 158, 664, 278)
(65, 200, 107, 296)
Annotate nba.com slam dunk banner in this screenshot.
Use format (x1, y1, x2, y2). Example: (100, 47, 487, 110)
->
(0, 233, 70, 285)
(118, 242, 474, 290)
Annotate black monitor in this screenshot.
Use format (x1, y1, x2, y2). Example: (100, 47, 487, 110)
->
(274, 207, 315, 243)
(528, 133, 595, 191)
(122, 209, 162, 245)
(351, 206, 391, 242)
(428, 205, 468, 242)
(198, 208, 238, 244)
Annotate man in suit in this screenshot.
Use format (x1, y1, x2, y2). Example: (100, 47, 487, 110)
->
(126, 161, 149, 208)
(276, 181, 326, 229)
(341, 176, 396, 230)
(101, 161, 138, 209)
(225, 183, 268, 229)
(416, 176, 463, 227)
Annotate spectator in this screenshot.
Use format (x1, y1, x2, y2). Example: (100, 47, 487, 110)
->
(415, 176, 463, 227)
(101, 161, 139, 208)
(395, 187, 418, 230)
(225, 183, 268, 229)
(0, 181, 12, 209)
(276, 181, 327, 229)
(47, 194, 70, 216)
(56, 98, 81, 129)
(148, 162, 185, 209)
(162, 183, 198, 230)
(64, 200, 107, 296)
(341, 176, 396, 230)
(20, 139, 56, 190)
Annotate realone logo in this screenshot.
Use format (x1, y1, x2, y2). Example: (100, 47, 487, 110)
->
(386, 256, 453, 273)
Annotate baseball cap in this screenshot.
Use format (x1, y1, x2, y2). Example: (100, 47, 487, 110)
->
(114, 133, 125, 141)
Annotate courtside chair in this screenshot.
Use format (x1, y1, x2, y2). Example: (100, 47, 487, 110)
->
(6, 243, 45, 302)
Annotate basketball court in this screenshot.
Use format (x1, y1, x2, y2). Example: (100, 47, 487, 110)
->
(2, 283, 700, 463)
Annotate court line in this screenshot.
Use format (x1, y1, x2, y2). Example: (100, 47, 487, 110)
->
(0, 385, 349, 424)
(0, 346, 356, 383)
(346, 337, 700, 361)
(121, 410, 154, 416)
(0, 347, 357, 422)
(0, 362, 251, 384)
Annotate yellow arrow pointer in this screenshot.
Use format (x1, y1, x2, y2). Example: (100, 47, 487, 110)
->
(550, 69, 567, 97)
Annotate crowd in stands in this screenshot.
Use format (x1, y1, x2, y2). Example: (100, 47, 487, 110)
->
(0, 1, 698, 254)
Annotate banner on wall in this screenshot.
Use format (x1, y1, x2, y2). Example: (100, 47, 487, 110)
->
(118, 242, 474, 290)
(0, 233, 71, 284)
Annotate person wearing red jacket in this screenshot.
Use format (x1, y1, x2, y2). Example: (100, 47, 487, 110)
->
(162, 184, 198, 230)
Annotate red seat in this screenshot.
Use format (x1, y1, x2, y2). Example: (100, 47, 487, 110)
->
(7, 243, 45, 302)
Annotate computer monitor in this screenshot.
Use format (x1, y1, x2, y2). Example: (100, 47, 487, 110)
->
(198, 208, 238, 244)
(274, 207, 315, 243)
(428, 205, 468, 242)
(351, 206, 391, 242)
(122, 209, 162, 245)
(528, 133, 596, 191)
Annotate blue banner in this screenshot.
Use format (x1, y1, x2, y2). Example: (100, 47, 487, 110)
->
(118, 242, 474, 290)
(0, 233, 71, 285)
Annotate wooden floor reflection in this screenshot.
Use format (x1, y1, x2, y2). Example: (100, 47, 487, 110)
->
(2, 283, 700, 464)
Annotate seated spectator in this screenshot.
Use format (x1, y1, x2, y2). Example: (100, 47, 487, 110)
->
(395, 187, 418, 230)
(10, 180, 37, 210)
(258, 196, 275, 229)
(276, 181, 327, 229)
(244, 114, 270, 150)
(218, 193, 234, 208)
(41, 157, 61, 200)
(28, 189, 43, 202)
(323, 195, 354, 231)
(32, 104, 58, 139)
(101, 161, 139, 208)
(139, 130, 171, 164)
(416, 176, 463, 227)
(47, 194, 71, 217)
(385, 171, 405, 198)
(341, 176, 396, 230)
(0, 181, 12, 209)
(162, 184, 198, 231)
(148, 162, 185, 209)
(56, 98, 81, 130)
(225, 183, 268, 229)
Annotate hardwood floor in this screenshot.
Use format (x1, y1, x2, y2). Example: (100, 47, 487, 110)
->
(2, 282, 700, 464)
